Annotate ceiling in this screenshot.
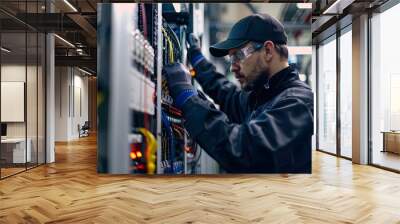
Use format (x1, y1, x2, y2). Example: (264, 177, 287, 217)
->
(311, 0, 390, 43)
(0, 0, 99, 73)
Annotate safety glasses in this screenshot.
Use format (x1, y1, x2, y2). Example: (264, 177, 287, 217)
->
(229, 42, 264, 64)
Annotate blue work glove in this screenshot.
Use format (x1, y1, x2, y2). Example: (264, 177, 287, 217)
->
(163, 63, 197, 108)
(187, 33, 206, 68)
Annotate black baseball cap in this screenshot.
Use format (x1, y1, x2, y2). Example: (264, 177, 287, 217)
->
(209, 13, 288, 57)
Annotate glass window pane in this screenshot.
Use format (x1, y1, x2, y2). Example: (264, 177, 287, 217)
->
(38, 32, 45, 165)
(0, 1, 46, 179)
(27, 31, 38, 169)
(1, 30, 27, 177)
(312, 46, 317, 150)
(318, 37, 337, 154)
(340, 29, 352, 158)
(371, 3, 400, 171)
(26, 0, 40, 169)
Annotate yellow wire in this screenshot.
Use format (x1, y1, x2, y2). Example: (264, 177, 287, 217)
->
(137, 128, 157, 174)
(162, 28, 174, 63)
(169, 39, 174, 63)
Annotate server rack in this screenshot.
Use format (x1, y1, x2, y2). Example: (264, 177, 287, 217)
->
(98, 3, 217, 174)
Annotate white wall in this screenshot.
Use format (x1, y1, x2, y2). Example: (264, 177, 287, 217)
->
(1, 65, 37, 137)
(55, 66, 69, 141)
(71, 72, 89, 138)
(1, 65, 26, 138)
(55, 66, 89, 141)
(1, 63, 46, 164)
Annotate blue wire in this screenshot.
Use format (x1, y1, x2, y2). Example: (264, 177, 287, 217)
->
(161, 111, 175, 172)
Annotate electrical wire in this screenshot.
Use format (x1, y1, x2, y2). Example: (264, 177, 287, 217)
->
(160, 18, 197, 174)
(161, 111, 175, 167)
(162, 20, 181, 57)
(137, 128, 157, 174)
(162, 28, 175, 63)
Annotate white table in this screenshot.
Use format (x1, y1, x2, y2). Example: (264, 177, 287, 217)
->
(1, 138, 31, 163)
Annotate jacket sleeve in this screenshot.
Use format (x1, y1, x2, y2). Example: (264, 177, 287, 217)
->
(181, 95, 314, 173)
(193, 59, 249, 124)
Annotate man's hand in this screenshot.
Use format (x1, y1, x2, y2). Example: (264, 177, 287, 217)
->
(187, 33, 200, 50)
(187, 33, 205, 68)
(163, 63, 197, 108)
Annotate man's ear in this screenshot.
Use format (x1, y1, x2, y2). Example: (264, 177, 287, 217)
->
(263, 41, 274, 61)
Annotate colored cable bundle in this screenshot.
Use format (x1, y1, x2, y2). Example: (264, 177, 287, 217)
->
(162, 20, 181, 59)
(161, 21, 184, 173)
(161, 102, 182, 117)
(162, 28, 175, 63)
(136, 128, 157, 174)
(171, 123, 184, 140)
(161, 111, 175, 171)
(159, 14, 199, 174)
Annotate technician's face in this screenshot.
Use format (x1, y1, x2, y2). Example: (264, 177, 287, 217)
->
(229, 43, 265, 91)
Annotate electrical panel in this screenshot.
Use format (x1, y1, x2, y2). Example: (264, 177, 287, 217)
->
(159, 7, 202, 174)
(98, 3, 213, 174)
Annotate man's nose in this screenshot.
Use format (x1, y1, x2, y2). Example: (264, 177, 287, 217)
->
(230, 62, 240, 73)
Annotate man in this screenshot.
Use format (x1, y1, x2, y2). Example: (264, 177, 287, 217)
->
(163, 13, 314, 173)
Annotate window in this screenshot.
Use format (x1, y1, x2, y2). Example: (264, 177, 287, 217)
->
(0, 1, 47, 179)
(370, 2, 400, 171)
(317, 36, 337, 154)
(339, 28, 352, 158)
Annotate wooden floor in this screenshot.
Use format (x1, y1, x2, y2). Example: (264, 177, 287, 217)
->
(1, 135, 400, 223)
(372, 150, 400, 171)
(1, 167, 26, 178)
(1, 163, 44, 178)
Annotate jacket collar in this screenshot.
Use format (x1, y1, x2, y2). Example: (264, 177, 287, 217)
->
(249, 65, 299, 109)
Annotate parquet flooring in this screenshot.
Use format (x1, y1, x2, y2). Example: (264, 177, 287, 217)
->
(1, 135, 400, 223)
(1, 167, 26, 178)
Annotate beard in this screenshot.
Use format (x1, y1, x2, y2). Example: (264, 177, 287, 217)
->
(242, 71, 270, 92)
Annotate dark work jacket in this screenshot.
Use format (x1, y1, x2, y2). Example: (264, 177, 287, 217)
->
(181, 60, 314, 173)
